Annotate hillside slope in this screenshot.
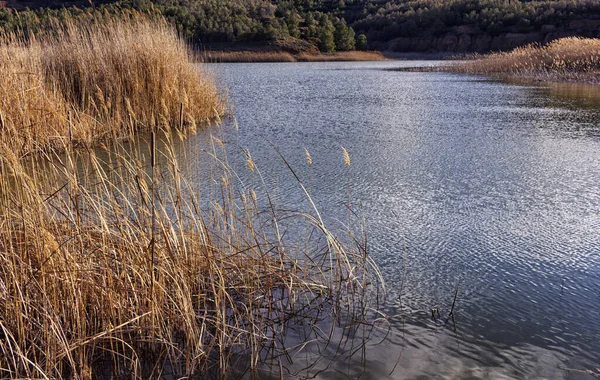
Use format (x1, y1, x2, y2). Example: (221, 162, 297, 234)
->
(2, 0, 600, 53)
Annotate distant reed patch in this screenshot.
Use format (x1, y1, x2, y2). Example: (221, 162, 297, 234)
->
(453, 37, 600, 83)
(201, 50, 297, 62)
(296, 51, 385, 62)
(201, 50, 385, 63)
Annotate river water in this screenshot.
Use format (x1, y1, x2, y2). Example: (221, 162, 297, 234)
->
(179, 61, 600, 379)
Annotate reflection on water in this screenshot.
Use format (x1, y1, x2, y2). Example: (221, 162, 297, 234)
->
(172, 61, 600, 379)
(533, 80, 600, 110)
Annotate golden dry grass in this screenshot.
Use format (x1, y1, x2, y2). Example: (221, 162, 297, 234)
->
(201, 50, 297, 63)
(455, 37, 600, 83)
(201, 50, 385, 63)
(0, 13, 225, 156)
(296, 51, 385, 62)
(0, 131, 384, 378)
(0, 15, 384, 378)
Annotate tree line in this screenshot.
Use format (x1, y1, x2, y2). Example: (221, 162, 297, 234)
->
(0, 0, 598, 52)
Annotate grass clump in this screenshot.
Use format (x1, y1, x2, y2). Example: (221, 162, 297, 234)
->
(454, 37, 600, 83)
(0, 132, 384, 378)
(0, 13, 224, 156)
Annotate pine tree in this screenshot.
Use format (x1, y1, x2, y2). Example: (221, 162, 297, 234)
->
(318, 14, 335, 52)
(334, 19, 355, 51)
(356, 33, 367, 50)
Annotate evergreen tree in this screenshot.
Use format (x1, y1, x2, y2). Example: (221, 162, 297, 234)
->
(356, 33, 367, 50)
(318, 13, 335, 52)
(334, 19, 355, 51)
(285, 11, 300, 38)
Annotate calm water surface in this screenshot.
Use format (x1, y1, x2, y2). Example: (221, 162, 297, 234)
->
(181, 61, 600, 379)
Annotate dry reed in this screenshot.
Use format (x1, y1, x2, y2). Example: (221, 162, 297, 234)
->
(296, 51, 385, 62)
(201, 50, 385, 63)
(454, 37, 600, 83)
(0, 17, 384, 378)
(0, 129, 384, 378)
(201, 50, 297, 63)
(0, 14, 384, 378)
(0, 13, 225, 156)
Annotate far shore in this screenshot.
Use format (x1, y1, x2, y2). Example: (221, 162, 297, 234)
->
(200, 49, 462, 63)
(198, 37, 600, 87)
(200, 49, 386, 63)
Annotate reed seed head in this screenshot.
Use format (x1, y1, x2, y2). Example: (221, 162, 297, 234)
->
(342, 146, 351, 167)
(304, 147, 313, 165)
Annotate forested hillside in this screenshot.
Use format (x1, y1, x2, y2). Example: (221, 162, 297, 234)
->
(2, 0, 600, 53)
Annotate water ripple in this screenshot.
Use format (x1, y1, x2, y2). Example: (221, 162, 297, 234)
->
(188, 61, 600, 378)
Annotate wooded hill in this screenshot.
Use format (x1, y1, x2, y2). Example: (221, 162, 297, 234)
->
(2, 0, 600, 53)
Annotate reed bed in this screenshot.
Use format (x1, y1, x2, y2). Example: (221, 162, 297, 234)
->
(296, 51, 385, 62)
(201, 50, 297, 63)
(0, 13, 224, 157)
(202, 50, 385, 63)
(0, 14, 384, 378)
(454, 37, 600, 83)
(0, 129, 385, 378)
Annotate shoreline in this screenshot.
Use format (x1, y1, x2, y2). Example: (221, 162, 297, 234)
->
(200, 49, 466, 63)
(388, 65, 600, 86)
(200, 50, 386, 63)
(201, 47, 600, 86)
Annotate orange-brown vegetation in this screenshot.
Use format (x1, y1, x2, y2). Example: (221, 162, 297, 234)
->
(296, 51, 385, 62)
(0, 13, 224, 156)
(0, 133, 383, 378)
(202, 50, 385, 63)
(0, 14, 384, 379)
(201, 50, 297, 62)
(454, 37, 600, 83)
